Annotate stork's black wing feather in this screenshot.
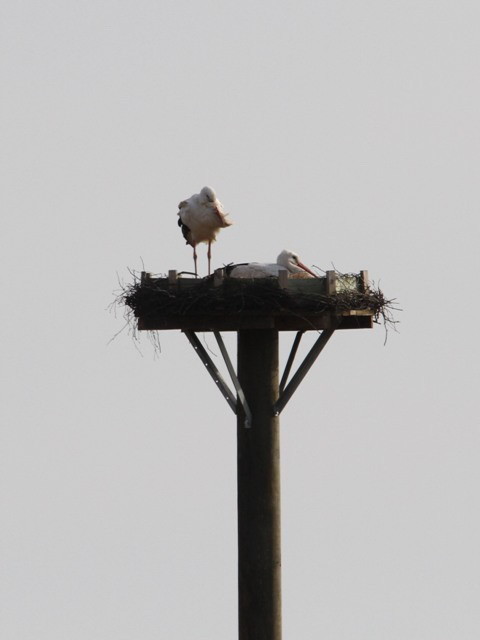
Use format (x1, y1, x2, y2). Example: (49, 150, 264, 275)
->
(177, 218, 191, 244)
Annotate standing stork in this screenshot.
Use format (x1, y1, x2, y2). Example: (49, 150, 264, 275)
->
(229, 249, 318, 278)
(177, 186, 232, 276)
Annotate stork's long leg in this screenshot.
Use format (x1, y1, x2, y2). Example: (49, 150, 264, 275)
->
(193, 244, 198, 276)
(207, 241, 212, 275)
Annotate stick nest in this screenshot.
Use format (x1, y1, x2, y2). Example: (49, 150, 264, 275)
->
(117, 271, 397, 330)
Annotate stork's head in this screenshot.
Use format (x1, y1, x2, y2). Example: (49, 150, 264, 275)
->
(277, 249, 317, 277)
(200, 186, 217, 203)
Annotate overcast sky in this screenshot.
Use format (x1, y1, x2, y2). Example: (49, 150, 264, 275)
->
(2, 1, 480, 638)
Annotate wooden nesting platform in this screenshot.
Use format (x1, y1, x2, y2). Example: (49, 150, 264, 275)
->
(128, 269, 379, 332)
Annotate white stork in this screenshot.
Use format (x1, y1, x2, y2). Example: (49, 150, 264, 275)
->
(229, 249, 318, 278)
(177, 186, 232, 276)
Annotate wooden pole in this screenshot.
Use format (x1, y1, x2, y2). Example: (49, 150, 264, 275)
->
(237, 329, 282, 640)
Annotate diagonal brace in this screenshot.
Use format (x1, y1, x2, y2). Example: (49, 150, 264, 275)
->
(273, 328, 336, 416)
(279, 331, 304, 394)
(214, 331, 252, 428)
(184, 330, 237, 416)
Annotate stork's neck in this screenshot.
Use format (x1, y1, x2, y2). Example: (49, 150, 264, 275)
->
(277, 255, 301, 273)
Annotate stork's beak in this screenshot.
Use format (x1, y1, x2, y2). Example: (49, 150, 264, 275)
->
(297, 261, 318, 278)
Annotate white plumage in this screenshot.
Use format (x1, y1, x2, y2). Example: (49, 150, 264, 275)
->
(229, 249, 317, 278)
(177, 186, 232, 275)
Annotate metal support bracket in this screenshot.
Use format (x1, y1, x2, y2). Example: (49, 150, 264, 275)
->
(273, 327, 337, 416)
(185, 324, 337, 423)
(183, 330, 252, 428)
(279, 331, 304, 394)
(214, 331, 252, 428)
(184, 330, 237, 416)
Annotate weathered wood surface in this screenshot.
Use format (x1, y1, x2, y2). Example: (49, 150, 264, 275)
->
(237, 330, 282, 640)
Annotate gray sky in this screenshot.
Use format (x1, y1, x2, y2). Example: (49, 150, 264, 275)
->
(2, 1, 479, 638)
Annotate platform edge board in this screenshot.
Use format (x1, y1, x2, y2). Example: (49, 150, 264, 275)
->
(140, 274, 363, 294)
(137, 314, 373, 331)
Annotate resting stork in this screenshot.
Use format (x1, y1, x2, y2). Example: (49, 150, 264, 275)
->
(229, 249, 318, 278)
(177, 186, 232, 276)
